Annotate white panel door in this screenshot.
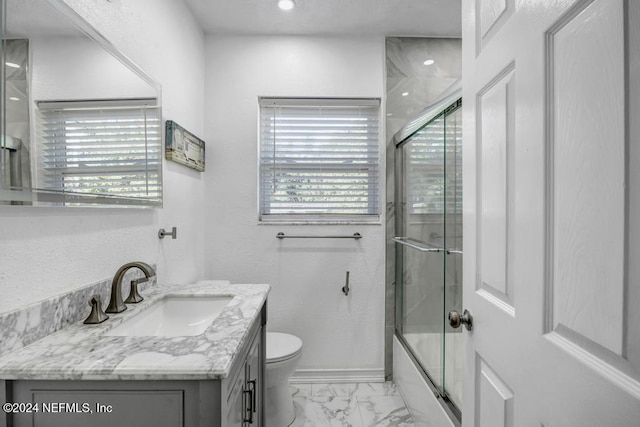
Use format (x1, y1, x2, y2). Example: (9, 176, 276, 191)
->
(462, 0, 640, 425)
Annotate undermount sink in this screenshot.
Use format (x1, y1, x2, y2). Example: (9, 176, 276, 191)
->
(105, 295, 234, 337)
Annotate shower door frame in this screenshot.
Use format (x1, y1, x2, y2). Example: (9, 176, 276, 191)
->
(394, 97, 463, 425)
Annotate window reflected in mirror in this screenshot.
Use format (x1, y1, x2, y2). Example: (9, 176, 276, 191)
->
(0, 0, 162, 207)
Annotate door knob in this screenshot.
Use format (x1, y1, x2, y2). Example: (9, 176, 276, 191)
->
(448, 309, 473, 331)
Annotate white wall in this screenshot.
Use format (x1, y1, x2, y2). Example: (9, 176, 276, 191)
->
(204, 35, 386, 377)
(30, 36, 155, 101)
(0, 0, 206, 314)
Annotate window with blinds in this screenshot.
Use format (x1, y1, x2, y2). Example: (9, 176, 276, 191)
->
(36, 100, 162, 203)
(406, 102, 462, 216)
(259, 98, 380, 220)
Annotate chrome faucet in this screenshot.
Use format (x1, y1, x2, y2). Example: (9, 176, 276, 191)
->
(106, 261, 156, 314)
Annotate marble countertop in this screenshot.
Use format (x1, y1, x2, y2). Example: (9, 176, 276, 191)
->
(0, 281, 269, 381)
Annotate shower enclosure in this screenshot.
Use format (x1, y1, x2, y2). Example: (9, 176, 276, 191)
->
(393, 87, 463, 421)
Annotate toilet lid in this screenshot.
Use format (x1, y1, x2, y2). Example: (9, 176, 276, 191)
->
(266, 332, 303, 363)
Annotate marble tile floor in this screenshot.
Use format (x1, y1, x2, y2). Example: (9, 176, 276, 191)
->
(289, 382, 415, 427)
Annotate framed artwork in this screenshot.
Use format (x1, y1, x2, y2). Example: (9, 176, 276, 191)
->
(165, 120, 205, 172)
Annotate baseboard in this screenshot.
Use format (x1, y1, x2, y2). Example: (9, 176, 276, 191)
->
(289, 368, 385, 383)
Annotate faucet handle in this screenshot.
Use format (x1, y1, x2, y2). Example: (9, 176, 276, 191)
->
(83, 295, 109, 324)
(124, 277, 147, 304)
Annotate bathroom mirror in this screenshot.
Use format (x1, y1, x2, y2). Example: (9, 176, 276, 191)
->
(0, 0, 163, 207)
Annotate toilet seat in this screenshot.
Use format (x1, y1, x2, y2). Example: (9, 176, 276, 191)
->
(266, 332, 303, 364)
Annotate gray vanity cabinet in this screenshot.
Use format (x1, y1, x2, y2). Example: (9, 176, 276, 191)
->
(225, 322, 263, 427)
(1, 304, 266, 427)
(245, 326, 263, 426)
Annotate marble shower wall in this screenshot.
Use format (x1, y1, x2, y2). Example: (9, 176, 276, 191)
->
(386, 37, 461, 140)
(384, 37, 461, 378)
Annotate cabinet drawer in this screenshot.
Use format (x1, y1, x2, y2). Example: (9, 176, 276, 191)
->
(15, 389, 183, 427)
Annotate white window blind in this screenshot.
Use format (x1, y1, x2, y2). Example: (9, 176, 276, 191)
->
(37, 101, 161, 201)
(259, 98, 380, 219)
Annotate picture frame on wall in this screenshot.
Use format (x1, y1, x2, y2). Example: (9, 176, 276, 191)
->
(165, 120, 205, 172)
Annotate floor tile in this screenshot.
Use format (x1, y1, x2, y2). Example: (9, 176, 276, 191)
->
(291, 383, 312, 397)
(311, 383, 354, 397)
(357, 395, 415, 427)
(291, 396, 363, 427)
(287, 382, 414, 427)
(351, 382, 399, 397)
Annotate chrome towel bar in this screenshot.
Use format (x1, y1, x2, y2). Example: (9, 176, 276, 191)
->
(392, 237, 463, 255)
(276, 232, 362, 240)
(392, 237, 443, 252)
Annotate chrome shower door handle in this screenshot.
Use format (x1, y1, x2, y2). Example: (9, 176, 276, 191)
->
(448, 309, 473, 331)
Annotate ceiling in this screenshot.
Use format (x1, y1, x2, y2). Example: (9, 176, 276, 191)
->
(184, 0, 461, 37)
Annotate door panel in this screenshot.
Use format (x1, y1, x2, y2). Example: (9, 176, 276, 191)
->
(629, 0, 640, 376)
(549, 0, 625, 356)
(476, 356, 514, 427)
(477, 65, 516, 312)
(463, 0, 640, 424)
(477, 0, 515, 54)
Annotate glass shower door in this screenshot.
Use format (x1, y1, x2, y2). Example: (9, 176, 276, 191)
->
(395, 98, 463, 419)
(443, 105, 463, 410)
(396, 114, 447, 393)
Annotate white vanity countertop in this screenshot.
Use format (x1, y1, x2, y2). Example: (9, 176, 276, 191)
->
(0, 281, 270, 381)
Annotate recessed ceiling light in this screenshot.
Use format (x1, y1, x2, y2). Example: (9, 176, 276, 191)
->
(278, 0, 295, 10)
(387, 113, 393, 116)
(401, 92, 409, 97)
(5, 62, 20, 68)
(423, 59, 435, 66)
(9, 96, 20, 101)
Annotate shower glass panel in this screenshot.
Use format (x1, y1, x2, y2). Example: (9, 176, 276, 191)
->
(443, 105, 463, 410)
(398, 115, 446, 392)
(395, 97, 462, 420)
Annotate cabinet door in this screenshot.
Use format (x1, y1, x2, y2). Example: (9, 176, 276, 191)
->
(225, 369, 245, 427)
(6, 380, 210, 427)
(244, 330, 262, 427)
(15, 390, 183, 427)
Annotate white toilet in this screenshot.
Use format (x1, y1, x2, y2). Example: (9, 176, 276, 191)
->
(265, 332, 303, 427)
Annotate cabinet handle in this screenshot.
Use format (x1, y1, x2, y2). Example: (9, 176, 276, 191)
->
(248, 379, 257, 413)
(243, 389, 254, 423)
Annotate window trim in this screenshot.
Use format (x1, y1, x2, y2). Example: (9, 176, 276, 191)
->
(257, 97, 382, 223)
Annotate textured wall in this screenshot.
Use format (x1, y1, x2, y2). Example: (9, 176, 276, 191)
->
(0, 0, 206, 314)
(203, 35, 386, 377)
(30, 36, 155, 101)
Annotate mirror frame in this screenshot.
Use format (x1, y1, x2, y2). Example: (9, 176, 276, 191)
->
(0, 0, 163, 208)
